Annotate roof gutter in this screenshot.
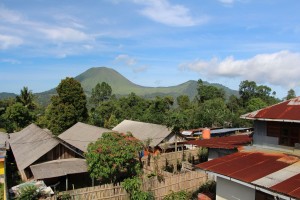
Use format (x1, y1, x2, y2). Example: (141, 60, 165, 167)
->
(240, 117, 300, 124)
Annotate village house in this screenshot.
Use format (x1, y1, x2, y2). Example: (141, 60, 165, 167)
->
(195, 97, 300, 200)
(112, 119, 185, 153)
(8, 124, 88, 190)
(58, 122, 112, 155)
(185, 134, 252, 160)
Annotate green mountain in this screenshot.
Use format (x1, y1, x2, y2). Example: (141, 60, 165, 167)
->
(3, 67, 238, 105)
(0, 92, 17, 100)
(75, 67, 238, 99)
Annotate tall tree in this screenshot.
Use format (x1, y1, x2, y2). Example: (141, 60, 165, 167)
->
(197, 79, 225, 103)
(3, 102, 33, 132)
(90, 82, 112, 107)
(195, 98, 231, 128)
(286, 89, 296, 100)
(239, 80, 257, 105)
(85, 132, 143, 184)
(176, 95, 190, 110)
(246, 97, 267, 112)
(16, 87, 36, 110)
(46, 77, 88, 135)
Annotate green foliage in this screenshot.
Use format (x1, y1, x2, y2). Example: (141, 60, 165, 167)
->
(17, 185, 40, 200)
(197, 79, 225, 103)
(3, 102, 33, 132)
(286, 89, 296, 100)
(122, 177, 153, 200)
(176, 95, 190, 110)
(57, 193, 72, 200)
(104, 114, 119, 129)
(196, 98, 231, 127)
(85, 132, 143, 183)
(163, 190, 190, 200)
(191, 180, 216, 199)
(198, 147, 208, 163)
(16, 86, 36, 110)
(46, 77, 88, 135)
(90, 82, 112, 107)
(239, 80, 279, 106)
(246, 97, 267, 112)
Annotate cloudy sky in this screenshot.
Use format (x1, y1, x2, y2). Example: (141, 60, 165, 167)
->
(1, 0, 300, 98)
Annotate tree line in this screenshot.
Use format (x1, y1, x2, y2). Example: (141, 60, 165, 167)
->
(0, 77, 296, 134)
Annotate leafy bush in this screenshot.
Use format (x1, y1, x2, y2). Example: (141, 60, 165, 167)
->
(191, 180, 216, 200)
(163, 190, 191, 200)
(16, 185, 40, 200)
(122, 177, 153, 200)
(58, 193, 72, 200)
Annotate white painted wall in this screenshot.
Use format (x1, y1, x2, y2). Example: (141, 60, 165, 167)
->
(216, 177, 255, 200)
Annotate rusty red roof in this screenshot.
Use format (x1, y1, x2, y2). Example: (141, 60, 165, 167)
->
(185, 135, 252, 149)
(241, 97, 300, 122)
(196, 151, 300, 199)
(271, 173, 300, 198)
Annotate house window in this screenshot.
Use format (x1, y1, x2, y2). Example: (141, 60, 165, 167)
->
(279, 123, 300, 147)
(267, 122, 280, 137)
(267, 122, 300, 147)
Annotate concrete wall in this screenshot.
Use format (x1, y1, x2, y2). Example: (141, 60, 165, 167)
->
(216, 177, 255, 200)
(253, 121, 279, 146)
(208, 149, 237, 161)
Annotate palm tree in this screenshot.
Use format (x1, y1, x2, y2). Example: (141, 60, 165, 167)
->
(16, 87, 35, 110)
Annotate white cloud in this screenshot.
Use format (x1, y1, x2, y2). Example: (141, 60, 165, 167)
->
(132, 0, 206, 27)
(218, 0, 235, 4)
(180, 51, 300, 88)
(115, 54, 148, 73)
(115, 54, 136, 66)
(0, 58, 21, 64)
(0, 6, 23, 23)
(38, 27, 92, 43)
(0, 34, 23, 49)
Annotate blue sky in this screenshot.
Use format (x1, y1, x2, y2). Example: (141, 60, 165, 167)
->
(1, 0, 300, 98)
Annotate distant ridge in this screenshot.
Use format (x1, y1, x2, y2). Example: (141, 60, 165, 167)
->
(1, 67, 238, 104)
(0, 92, 17, 100)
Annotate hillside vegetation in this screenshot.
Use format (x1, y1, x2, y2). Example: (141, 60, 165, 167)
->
(1, 67, 238, 105)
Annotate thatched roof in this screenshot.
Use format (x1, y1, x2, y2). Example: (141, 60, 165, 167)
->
(9, 124, 60, 170)
(30, 158, 88, 180)
(112, 120, 172, 147)
(58, 122, 112, 152)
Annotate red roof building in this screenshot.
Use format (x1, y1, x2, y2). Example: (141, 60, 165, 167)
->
(241, 96, 300, 122)
(241, 97, 300, 148)
(196, 98, 300, 199)
(185, 135, 252, 149)
(196, 150, 300, 199)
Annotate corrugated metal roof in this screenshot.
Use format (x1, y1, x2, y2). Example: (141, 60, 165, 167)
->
(241, 96, 300, 122)
(30, 158, 87, 179)
(9, 124, 60, 170)
(185, 135, 252, 149)
(253, 161, 300, 188)
(112, 120, 172, 147)
(59, 122, 112, 152)
(196, 151, 300, 199)
(270, 173, 300, 198)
